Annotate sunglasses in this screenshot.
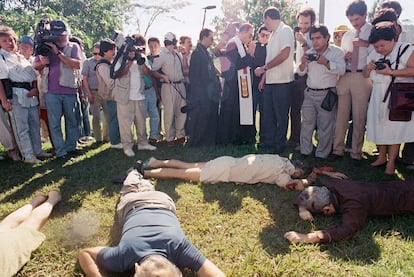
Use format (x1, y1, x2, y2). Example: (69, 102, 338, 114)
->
(93, 53, 100, 55)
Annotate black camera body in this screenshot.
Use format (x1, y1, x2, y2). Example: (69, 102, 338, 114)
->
(34, 18, 60, 56)
(307, 53, 319, 62)
(293, 26, 300, 33)
(123, 36, 146, 65)
(375, 58, 391, 70)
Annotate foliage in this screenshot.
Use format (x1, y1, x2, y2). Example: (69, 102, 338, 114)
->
(128, 0, 190, 36)
(0, 0, 128, 54)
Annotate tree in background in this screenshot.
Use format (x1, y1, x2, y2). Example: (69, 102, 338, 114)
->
(212, 0, 301, 39)
(128, 0, 189, 36)
(0, 0, 128, 54)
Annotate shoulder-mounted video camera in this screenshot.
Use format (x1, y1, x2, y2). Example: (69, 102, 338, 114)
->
(34, 18, 59, 56)
(112, 30, 145, 65)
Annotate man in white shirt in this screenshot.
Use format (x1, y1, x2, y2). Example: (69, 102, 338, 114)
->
(255, 7, 295, 154)
(329, 0, 373, 164)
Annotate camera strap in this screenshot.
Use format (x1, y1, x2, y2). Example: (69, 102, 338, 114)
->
(382, 44, 410, 103)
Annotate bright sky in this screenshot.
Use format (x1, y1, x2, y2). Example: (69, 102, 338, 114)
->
(124, 0, 414, 43)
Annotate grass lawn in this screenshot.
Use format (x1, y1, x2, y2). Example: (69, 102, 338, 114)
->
(1, 139, 414, 276)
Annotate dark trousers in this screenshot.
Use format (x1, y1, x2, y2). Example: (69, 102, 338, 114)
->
(290, 74, 306, 143)
(262, 82, 293, 152)
(402, 142, 414, 164)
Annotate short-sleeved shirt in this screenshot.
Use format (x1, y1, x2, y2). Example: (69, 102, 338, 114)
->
(265, 22, 295, 84)
(81, 57, 99, 90)
(200, 154, 295, 187)
(97, 208, 206, 274)
(34, 43, 81, 94)
(151, 47, 184, 82)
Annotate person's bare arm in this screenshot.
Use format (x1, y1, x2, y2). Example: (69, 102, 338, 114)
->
(45, 42, 80, 69)
(255, 46, 291, 76)
(197, 259, 226, 277)
(298, 205, 314, 221)
(78, 247, 107, 277)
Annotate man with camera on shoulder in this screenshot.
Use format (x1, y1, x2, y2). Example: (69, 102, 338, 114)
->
(112, 34, 157, 157)
(297, 24, 345, 160)
(33, 20, 82, 160)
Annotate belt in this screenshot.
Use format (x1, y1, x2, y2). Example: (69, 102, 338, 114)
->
(307, 86, 335, 91)
(345, 69, 363, 72)
(11, 81, 31, 90)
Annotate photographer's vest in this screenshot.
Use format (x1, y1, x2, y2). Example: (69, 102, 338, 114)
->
(112, 61, 145, 105)
(59, 42, 78, 89)
(95, 59, 113, 100)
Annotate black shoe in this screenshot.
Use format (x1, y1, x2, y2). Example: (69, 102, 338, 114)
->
(68, 150, 85, 157)
(111, 175, 126, 184)
(57, 155, 74, 162)
(134, 160, 145, 175)
(301, 154, 311, 159)
(327, 154, 343, 162)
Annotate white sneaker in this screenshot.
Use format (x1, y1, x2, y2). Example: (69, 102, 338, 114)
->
(37, 151, 52, 158)
(124, 148, 135, 157)
(138, 143, 157, 151)
(24, 157, 41, 164)
(111, 143, 123, 149)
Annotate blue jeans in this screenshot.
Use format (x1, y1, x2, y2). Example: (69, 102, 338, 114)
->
(144, 87, 160, 139)
(262, 82, 293, 152)
(45, 93, 78, 157)
(106, 100, 120, 144)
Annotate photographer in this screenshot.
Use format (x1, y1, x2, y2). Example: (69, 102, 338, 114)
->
(112, 34, 156, 157)
(151, 32, 187, 147)
(33, 20, 82, 160)
(297, 24, 345, 159)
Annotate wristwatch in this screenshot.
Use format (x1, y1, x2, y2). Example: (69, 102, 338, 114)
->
(56, 51, 62, 56)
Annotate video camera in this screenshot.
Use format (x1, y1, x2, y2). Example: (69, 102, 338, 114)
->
(112, 30, 145, 65)
(34, 18, 60, 56)
(307, 53, 319, 62)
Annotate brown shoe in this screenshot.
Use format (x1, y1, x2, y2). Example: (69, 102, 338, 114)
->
(175, 137, 186, 145)
(167, 140, 175, 147)
(148, 138, 159, 145)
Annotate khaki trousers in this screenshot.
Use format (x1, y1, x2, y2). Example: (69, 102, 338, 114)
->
(161, 83, 186, 142)
(117, 99, 147, 150)
(333, 72, 372, 159)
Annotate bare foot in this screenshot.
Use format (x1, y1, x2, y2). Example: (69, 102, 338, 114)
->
(385, 162, 395, 175)
(48, 188, 62, 205)
(147, 157, 158, 168)
(370, 158, 387, 167)
(31, 191, 47, 207)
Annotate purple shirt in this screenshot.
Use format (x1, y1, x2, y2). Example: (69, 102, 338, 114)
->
(35, 43, 81, 94)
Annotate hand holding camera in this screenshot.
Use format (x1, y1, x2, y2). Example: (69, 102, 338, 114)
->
(307, 53, 319, 62)
(374, 58, 391, 70)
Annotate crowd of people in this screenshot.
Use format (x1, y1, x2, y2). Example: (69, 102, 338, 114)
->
(1, 0, 414, 276)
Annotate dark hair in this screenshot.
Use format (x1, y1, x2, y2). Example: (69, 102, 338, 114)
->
(199, 28, 212, 41)
(239, 23, 253, 33)
(148, 37, 160, 45)
(132, 34, 146, 46)
(258, 25, 269, 34)
(291, 160, 313, 179)
(69, 35, 83, 48)
(179, 35, 191, 44)
(93, 42, 100, 49)
(296, 7, 316, 24)
(346, 0, 367, 17)
(368, 22, 396, 44)
(309, 24, 330, 38)
(99, 38, 115, 56)
(381, 1, 402, 17)
(264, 7, 281, 20)
(372, 8, 397, 25)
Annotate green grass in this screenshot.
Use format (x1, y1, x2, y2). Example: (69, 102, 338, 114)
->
(1, 139, 414, 277)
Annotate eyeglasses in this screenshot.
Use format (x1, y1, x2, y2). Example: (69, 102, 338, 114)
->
(93, 53, 100, 55)
(334, 33, 344, 39)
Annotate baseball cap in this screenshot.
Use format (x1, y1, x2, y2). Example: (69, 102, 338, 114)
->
(294, 186, 331, 212)
(164, 32, 176, 42)
(19, 35, 34, 46)
(334, 25, 349, 33)
(50, 20, 69, 35)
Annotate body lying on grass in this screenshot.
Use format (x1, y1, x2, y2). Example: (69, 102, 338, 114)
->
(142, 154, 347, 190)
(78, 168, 225, 277)
(284, 179, 414, 243)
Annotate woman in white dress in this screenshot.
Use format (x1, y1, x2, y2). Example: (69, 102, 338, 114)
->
(364, 22, 414, 175)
